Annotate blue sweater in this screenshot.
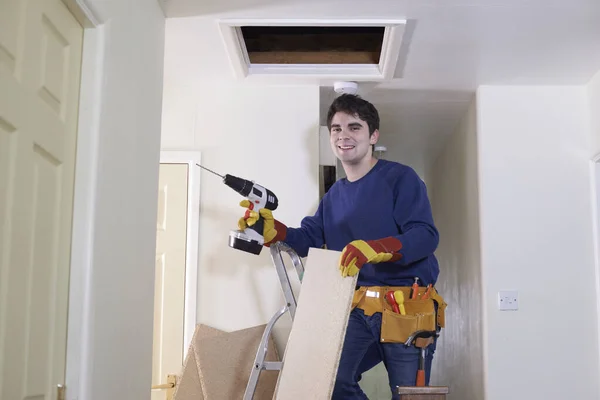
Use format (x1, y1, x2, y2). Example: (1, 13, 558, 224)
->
(284, 159, 440, 287)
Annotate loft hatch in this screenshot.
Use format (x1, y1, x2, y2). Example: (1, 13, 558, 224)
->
(240, 26, 385, 65)
(218, 19, 407, 80)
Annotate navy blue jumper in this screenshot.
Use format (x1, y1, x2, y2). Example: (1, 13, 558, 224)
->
(284, 159, 440, 287)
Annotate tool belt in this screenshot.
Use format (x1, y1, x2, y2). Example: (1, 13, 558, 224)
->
(351, 285, 448, 344)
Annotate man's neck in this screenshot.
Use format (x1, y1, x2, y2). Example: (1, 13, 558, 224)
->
(342, 156, 378, 182)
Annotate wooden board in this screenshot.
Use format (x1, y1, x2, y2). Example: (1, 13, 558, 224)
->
(173, 324, 225, 400)
(195, 325, 279, 400)
(172, 350, 203, 400)
(274, 248, 358, 399)
(398, 386, 449, 399)
(173, 324, 279, 400)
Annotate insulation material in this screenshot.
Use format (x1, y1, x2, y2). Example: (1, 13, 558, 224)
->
(274, 248, 357, 399)
(173, 323, 279, 400)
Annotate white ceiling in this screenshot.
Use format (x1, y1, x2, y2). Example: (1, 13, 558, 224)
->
(160, 0, 600, 171)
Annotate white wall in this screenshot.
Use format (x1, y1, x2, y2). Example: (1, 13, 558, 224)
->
(428, 97, 485, 400)
(162, 16, 320, 353)
(370, 135, 426, 181)
(477, 85, 599, 400)
(590, 70, 600, 157)
(588, 68, 600, 387)
(66, 1, 166, 399)
(382, 134, 428, 179)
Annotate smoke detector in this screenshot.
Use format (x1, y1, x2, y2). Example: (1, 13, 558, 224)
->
(333, 81, 359, 95)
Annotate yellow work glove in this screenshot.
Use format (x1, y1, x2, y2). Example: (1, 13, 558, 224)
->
(238, 200, 286, 245)
(339, 237, 403, 277)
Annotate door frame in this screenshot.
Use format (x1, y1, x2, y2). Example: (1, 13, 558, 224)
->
(60, 0, 169, 398)
(159, 151, 202, 358)
(60, 1, 109, 398)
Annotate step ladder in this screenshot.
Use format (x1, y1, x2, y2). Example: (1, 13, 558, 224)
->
(243, 242, 304, 400)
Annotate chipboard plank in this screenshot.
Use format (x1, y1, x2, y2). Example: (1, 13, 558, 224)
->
(274, 248, 358, 399)
(195, 324, 279, 400)
(173, 323, 279, 400)
(173, 324, 223, 400)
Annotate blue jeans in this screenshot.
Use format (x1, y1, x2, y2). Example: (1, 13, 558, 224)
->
(332, 308, 436, 400)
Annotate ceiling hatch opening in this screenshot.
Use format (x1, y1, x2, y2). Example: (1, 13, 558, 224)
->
(240, 26, 385, 65)
(218, 19, 407, 80)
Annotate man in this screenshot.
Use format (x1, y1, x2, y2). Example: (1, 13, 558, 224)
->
(238, 94, 444, 399)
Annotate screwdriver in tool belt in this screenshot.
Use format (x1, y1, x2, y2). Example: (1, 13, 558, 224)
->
(393, 290, 406, 315)
(385, 291, 400, 314)
(421, 284, 433, 300)
(410, 277, 420, 299)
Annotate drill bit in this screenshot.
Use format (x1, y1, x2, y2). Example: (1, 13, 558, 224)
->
(197, 163, 224, 179)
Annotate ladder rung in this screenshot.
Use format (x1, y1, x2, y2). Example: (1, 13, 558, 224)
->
(262, 361, 282, 370)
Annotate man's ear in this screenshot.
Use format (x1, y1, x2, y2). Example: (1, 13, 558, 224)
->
(370, 129, 380, 144)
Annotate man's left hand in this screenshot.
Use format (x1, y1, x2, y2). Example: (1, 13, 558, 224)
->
(339, 237, 403, 277)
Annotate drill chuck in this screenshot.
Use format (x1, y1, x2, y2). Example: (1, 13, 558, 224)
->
(223, 174, 254, 197)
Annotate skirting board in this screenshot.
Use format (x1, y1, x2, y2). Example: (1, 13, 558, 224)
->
(274, 247, 358, 399)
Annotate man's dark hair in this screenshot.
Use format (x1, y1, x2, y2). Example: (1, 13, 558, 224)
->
(326, 93, 380, 135)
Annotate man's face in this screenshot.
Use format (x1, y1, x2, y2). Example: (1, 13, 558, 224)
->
(329, 112, 378, 165)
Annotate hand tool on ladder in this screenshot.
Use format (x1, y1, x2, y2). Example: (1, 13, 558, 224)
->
(196, 165, 304, 399)
(197, 164, 278, 255)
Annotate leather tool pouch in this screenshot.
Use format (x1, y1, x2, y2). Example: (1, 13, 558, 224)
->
(379, 287, 447, 344)
(352, 286, 448, 344)
(351, 287, 366, 310)
(351, 287, 384, 316)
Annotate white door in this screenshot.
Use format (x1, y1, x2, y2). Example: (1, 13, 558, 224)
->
(0, 0, 83, 399)
(152, 163, 189, 399)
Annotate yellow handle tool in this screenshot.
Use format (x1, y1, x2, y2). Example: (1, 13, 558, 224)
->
(393, 291, 406, 315)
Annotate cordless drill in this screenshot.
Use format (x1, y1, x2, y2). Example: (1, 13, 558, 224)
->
(198, 164, 278, 255)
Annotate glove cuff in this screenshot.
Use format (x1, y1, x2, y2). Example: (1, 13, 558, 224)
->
(265, 219, 287, 247)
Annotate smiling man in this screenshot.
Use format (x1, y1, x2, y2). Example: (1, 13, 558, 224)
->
(238, 94, 445, 399)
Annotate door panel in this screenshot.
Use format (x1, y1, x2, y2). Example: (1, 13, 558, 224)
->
(152, 163, 189, 400)
(0, 0, 25, 77)
(0, 0, 83, 399)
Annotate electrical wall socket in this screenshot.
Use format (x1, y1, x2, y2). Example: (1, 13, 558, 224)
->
(498, 290, 518, 311)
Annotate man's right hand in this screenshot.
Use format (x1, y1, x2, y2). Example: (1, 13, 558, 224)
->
(238, 200, 286, 245)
